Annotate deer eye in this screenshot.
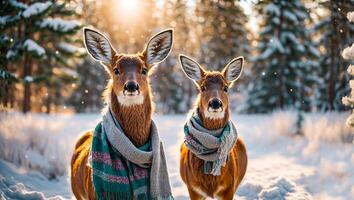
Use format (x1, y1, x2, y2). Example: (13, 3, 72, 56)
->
(223, 86, 228, 92)
(113, 68, 120, 75)
(200, 85, 206, 92)
(142, 68, 148, 75)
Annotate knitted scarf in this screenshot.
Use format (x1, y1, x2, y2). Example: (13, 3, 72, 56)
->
(90, 107, 173, 200)
(184, 112, 238, 176)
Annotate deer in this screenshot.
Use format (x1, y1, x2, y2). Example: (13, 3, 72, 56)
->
(179, 55, 248, 200)
(70, 27, 173, 200)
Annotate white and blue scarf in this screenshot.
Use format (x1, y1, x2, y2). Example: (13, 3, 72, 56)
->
(184, 112, 238, 176)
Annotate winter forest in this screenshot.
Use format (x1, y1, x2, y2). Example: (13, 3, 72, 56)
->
(0, 0, 354, 199)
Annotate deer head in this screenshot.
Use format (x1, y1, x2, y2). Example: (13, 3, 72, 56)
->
(83, 28, 173, 107)
(179, 55, 244, 122)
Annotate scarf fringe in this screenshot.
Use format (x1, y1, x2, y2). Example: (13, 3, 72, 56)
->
(97, 191, 155, 200)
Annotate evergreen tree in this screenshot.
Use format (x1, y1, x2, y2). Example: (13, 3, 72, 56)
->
(68, 58, 107, 112)
(342, 11, 354, 127)
(244, 0, 319, 113)
(314, 0, 354, 111)
(151, 0, 195, 113)
(195, 0, 251, 70)
(0, 0, 82, 113)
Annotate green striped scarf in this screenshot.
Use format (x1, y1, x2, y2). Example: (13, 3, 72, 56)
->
(90, 107, 173, 200)
(91, 122, 151, 200)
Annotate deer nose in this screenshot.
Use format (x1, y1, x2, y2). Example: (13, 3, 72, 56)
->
(208, 98, 222, 109)
(124, 81, 139, 92)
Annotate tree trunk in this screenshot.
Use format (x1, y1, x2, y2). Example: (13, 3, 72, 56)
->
(327, 2, 338, 111)
(46, 91, 51, 114)
(22, 55, 32, 113)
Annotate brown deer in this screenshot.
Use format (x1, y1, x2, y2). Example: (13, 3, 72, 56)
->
(179, 55, 248, 200)
(71, 28, 173, 200)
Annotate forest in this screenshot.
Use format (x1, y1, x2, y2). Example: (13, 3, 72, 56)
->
(0, 0, 354, 199)
(1, 0, 353, 115)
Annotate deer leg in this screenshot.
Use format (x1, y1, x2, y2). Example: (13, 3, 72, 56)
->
(187, 187, 206, 200)
(215, 187, 235, 200)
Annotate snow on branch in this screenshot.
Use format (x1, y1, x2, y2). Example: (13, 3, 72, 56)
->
(23, 39, 45, 56)
(58, 42, 85, 55)
(9, 0, 28, 10)
(347, 12, 354, 23)
(342, 11, 354, 128)
(342, 43, 354, 60)
(40, 18, 81, 33)
(264, 3, 280, 16)
(22, 2, 52, 18)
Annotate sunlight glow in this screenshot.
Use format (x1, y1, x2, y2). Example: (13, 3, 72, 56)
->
(115, 0, 142, 23)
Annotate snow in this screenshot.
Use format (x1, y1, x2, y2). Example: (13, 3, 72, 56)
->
(40, 18, 81, 32)
(58, 43, 85, 55)
(9, 0, 28, 9)
(258, 47, 275, 60)
(0, 111, 353, 199)
(24, 76, 33, 82)
(22, 2, 52, 18)
(283, 10, 298, 23)
(6, 50, 17, 59)
(23, 39, 45, 56)
(264, 3, 280, 16)
(342, 43, 354, 60)
(347, 12, 354, 23)
(0, 16, 11, 26)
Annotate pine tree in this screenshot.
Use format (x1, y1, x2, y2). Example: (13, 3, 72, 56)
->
(314, 0, 354, 111)
(244, 0, 319, 113)
(68, 58, 107, 112)
(0, 0, 82, 113)
(342, 11, 354, 127)
(151, 0, 196, 113)
(195, 0, 251, 70)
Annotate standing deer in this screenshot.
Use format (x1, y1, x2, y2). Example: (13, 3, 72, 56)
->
(71, 28, 174, 200)
(179, 55, 248, 200)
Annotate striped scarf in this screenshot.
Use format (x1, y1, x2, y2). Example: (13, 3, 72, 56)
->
(184, 112, 238, 176)
(90, 107, 173, 200)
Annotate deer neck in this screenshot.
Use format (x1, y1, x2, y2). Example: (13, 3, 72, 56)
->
(110, 90, 152, 147)
(197, 106, 229, 131)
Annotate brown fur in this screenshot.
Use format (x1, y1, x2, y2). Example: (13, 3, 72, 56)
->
(71, 53, 153, 199)
(180, 71, 248, 200)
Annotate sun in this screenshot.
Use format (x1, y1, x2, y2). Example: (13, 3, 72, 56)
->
(120, 0, 139, 13)
(114, 0, 142, 23)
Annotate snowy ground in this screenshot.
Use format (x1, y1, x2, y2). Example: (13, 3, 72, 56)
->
(0, 112, 353, 200)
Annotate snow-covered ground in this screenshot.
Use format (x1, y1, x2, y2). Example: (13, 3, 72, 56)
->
(0, 111, 353, 200)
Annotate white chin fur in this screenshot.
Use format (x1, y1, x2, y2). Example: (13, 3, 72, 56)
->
(204, 108, 225, 120)
(117, 91, 144, 106)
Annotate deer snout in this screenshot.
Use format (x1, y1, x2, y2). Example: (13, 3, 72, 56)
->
(208, 98, 223, 110)
(123, 81, 140, 94)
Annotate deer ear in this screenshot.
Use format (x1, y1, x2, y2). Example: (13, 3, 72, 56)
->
(223, 56, 244, 84)
(83, 28, 116, 64)
(179, 54, 205, 82)
(144, 29, 173, 67)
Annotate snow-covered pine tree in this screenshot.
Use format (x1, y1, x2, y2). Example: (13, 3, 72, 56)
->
(68, 58, 107, 113)
(244, 0, 319, 113)
(313, 0, 354, 111)
(195, 0, 251, 70)
(1, 0, 82, 113)
(342, 11, 354, 127)
(151, 0, 195, 113)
